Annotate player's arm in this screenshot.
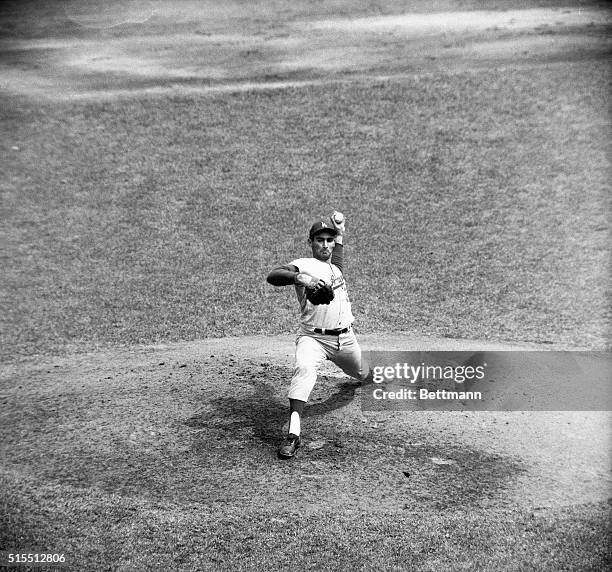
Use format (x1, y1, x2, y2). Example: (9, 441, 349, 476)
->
(267, 265, 299, 286)
(330, 211, 345, 272)
(331, 242, 344, 272)
(267, 265, 323, 288)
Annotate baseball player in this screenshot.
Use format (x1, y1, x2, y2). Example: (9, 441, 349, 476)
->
(266, 211, 370, 459)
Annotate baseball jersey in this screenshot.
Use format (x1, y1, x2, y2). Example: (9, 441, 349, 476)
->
(290, 257, 354, 330)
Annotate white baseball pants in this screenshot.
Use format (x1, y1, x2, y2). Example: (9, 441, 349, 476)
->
(288, 328, 369, 402)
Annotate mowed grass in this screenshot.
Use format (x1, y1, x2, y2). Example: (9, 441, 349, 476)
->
(2, 60, 610, 361)
(1, 357, 610, 570)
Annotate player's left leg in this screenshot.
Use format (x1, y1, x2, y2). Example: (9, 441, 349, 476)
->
(330, 329, 372, 383)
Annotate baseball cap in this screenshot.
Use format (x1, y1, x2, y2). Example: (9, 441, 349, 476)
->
(309, 220, 338, 240)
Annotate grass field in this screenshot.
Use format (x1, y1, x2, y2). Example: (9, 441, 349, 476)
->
(2, 60, 610, 360)
(1, 1, 611, 570)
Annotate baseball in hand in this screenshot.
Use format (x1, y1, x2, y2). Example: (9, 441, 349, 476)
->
(332, 212, 345, 225)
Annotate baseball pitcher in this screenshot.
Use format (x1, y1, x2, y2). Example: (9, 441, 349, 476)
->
(266, 210, 371, 458)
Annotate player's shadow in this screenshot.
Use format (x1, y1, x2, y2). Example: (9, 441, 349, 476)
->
(303, 379, 362, 418)
(187, 367, 363, 447)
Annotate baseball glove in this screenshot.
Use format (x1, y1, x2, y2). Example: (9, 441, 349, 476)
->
(306, 283, 335, 305)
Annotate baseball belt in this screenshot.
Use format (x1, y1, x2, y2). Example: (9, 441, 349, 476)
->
(314, 326, 350, 336)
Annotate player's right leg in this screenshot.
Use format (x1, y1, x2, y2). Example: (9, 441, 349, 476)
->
(279, 335, 327, 459)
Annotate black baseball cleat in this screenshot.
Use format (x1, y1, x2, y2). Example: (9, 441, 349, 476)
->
(278, 433, 301, 459)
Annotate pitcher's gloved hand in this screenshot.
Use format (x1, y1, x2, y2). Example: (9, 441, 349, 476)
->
(295, 273, 334, 305)
(306, 282, 335, 305)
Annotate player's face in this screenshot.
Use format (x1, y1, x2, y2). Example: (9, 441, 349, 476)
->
(310, 232, 335, 261)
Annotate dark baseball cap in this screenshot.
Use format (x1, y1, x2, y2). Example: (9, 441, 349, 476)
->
(309, 220, 338, 239)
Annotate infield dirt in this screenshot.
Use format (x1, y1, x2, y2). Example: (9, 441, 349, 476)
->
(3, 332, 609, 509)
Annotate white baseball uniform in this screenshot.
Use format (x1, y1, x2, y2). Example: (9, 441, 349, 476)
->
(287, 251, 368, 402)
